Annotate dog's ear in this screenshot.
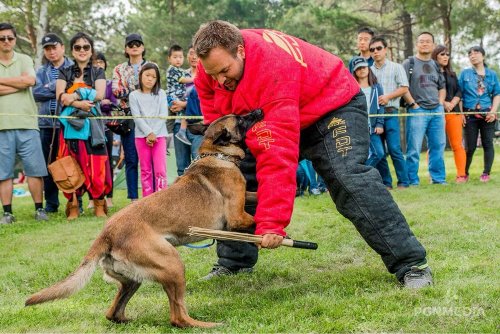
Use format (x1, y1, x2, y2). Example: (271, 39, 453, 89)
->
(212, 128, 232, 146)
(187, 122, 208, 136)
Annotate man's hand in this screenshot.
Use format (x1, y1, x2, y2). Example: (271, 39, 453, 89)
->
(259, 233, 284, 249)
(170, 100, 187, 113)
(378, 95, 390, 106)
(373, 127, 384, 135)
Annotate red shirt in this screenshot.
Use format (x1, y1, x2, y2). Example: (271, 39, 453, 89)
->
(195, 29, 359, 236)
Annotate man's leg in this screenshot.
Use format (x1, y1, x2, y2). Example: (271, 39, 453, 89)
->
(463, 117, 479, 175)
(405, 108, 428, 185)
(478, 119, 496, 175)
(40, 128, 60, 212)
(426, 108, 446, 184)
(173, 123, 192, 176)
(204, 149, 258, 279)
(121, 130, 139, 200)
(384, 116, 409, 187)
(300, 92, 430, 285)
(17, 129, 49, 220)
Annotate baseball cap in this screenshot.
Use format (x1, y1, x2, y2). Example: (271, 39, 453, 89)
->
(125, 33, 143, 45)
(42, 33, 63, 47)
(351, 56, 369, 72)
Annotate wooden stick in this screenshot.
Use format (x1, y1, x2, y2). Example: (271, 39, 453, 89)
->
(188, 227, 318, 250)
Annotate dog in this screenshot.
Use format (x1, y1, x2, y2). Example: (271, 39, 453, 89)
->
(25, 109, 264, 328)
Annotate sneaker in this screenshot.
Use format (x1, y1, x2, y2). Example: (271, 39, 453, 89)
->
(402, 265, 433, 289)
(106, 197, 114, 208)
(479, 173, 490, 182)
(175, 131, 192, 146)
(0, 212, 16, 225)
(35, 208, 49, 221)
(87, 200, 94, 209)
(456, 175, 469, 183)
(200, 265, 253, 280)
(309, 188, 321, 196)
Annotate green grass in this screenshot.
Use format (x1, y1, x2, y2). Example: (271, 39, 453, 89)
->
(0, 150, 499, 333)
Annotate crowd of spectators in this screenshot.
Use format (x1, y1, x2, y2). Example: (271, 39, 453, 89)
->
(1, 22, 499, 225)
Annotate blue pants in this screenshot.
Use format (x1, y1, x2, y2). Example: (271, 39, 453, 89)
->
(406, 105, 446, 185)
(121, 129, 139, 199)
(376, 115, 409, 187)
(366, 133, 385, 167)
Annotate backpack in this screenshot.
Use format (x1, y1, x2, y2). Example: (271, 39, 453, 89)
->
(400, 56, 415, 108)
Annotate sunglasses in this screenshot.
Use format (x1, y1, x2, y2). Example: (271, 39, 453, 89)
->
(439, 52, 450, 56)
(369, 46, 384, 52)
(127, 41, 142, 48)
(0, 36, 16, 42)
(73, 44, 91, 52)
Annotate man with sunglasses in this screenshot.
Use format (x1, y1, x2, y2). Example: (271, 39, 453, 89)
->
(33, 33, 74, 214)
(348, 27, 375, 74)
(112, 33, 150, 202)
(0, 23, 49, 224)
(369, 36, 410, 189)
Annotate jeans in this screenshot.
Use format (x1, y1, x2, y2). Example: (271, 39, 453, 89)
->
(405, 105, 446, 185)
(376, 115, 409, 187)
(121, 129, 139, 199)
(216, 92, 428, 280)
(464, 116, 496, 175)
(173, 123, 192, 176)
(186, 129, 204, 158)
(366, 133, 385, 168)
(216, 148, 259, 270)
(40, 128, 60, 211)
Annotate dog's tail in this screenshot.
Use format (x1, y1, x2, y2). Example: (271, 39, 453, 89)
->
(25, 235, 109, 306)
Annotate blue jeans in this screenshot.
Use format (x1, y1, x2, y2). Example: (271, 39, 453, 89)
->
(173, 123, 192, 176)
(406, 105, 446, 185)
(186, 129, 204, 158)
(121, 129, 138, 199)
(376, 115, 409, 187)
(366, 133, 385, 168)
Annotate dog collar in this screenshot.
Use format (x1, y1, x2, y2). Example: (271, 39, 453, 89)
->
(186, 152, 241, 170)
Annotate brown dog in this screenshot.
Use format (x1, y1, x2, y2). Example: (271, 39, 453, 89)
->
(25, 109, 264, 328)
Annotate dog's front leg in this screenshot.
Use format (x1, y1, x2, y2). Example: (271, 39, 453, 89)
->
(224, 190, 255, 230)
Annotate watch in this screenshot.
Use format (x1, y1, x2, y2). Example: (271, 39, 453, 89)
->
(408, 102, 416, 108)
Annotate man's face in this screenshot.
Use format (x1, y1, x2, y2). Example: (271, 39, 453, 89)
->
(468, 50, 484, 66)
(200, 46, 245, 91)
(357, 32, 372, 53)
(43, 43, 65, 64)
(168, 50, 184, 67)
(0, 29, 16, 54)
(416, 34, 434, 55)
(370, 41, 386, 62)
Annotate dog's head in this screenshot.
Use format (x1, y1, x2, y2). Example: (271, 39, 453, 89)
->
(195, 109, 264, 157)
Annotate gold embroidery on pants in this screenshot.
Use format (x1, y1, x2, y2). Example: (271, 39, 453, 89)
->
(328, 117, 352, 156)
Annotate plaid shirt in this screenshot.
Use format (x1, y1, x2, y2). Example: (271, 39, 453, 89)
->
(371, 59, 408, 109)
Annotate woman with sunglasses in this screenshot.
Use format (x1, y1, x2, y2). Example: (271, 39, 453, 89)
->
(458, 46, 500, 183)
(56, 32, 112, 219)
(431, 45, 467, 183)
(112, 34, 151, 203)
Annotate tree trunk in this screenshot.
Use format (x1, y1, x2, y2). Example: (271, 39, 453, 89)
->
(440, 0, 453, 53)
(401, 9, 413, 59)
(35, 0, 49, 68)
(23, 0, 37, 54)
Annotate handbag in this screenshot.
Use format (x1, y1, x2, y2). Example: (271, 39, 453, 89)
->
(106, 106, 134, 136)
(47, 95, 85, 193)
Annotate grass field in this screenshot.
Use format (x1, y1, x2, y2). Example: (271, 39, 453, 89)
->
(0, 150, 498, 333)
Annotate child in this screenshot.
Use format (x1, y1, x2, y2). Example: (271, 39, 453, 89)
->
(351, 56, 386, 168)
(166, 44, 193, 145)
(129, 63, 168, 197)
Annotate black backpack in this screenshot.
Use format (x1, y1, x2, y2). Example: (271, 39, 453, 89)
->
(400, 56, 415, 108)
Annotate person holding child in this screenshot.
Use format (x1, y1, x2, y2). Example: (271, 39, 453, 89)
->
(129, 63, 168, 196)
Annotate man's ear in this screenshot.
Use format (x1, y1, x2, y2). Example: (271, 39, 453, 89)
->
(212, 128, 232, 146)
(187, 122, 208, 135)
